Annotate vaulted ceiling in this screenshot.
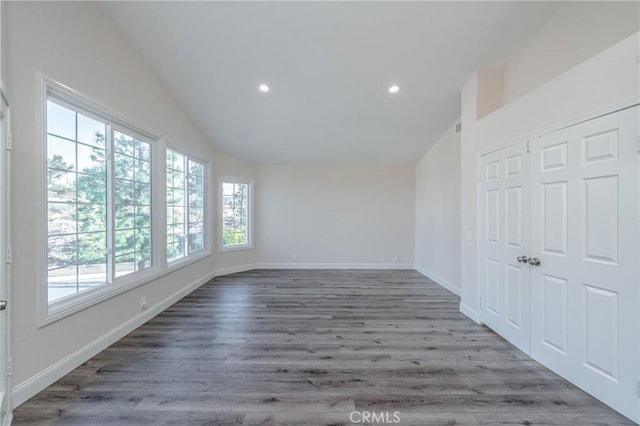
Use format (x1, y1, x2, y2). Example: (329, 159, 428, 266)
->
(99, 2, 561, 164)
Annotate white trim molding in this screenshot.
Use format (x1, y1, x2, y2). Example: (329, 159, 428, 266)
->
(413, 264, 461, 296)
(214, 263, 255, 277)
(459, 302, 482, 325)
(254, 262, 415, 270)
(13, 270, 216, 409)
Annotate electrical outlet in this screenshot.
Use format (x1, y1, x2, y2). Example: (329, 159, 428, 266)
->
(379, 254, 384, 261)
(292, 254, 297, 261)
(393, 254, 398, 262)
(140, 296, 148, 311)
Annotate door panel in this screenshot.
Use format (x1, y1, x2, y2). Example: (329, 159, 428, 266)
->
(479, 141, 531, 354)
(530, 106, 639, 422)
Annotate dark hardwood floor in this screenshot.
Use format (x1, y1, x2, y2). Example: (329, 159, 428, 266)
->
(13, 270, 634, 425)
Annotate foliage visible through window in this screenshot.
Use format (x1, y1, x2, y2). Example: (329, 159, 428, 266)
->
(46, 98, 154, 304)
(113, 131, 152, 277)
(47, 100, 108, 302)
(221, 181, 250, 247)
(167, 149, 205, 262)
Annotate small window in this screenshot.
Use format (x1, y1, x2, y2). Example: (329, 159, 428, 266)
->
(167, 148, 206, 262)
(220, 178, 252, 250)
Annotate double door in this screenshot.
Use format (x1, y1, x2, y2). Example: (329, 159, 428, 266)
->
(479, 105, 639, 423)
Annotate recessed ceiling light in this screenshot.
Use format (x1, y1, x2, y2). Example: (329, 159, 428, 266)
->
(388, 85, 400, 94)
(258, 84, 270, 93)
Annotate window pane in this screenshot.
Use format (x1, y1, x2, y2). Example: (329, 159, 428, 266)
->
(135, 159, 151, 183)
(136, 248, 152, 271)
(47, 135, 76, 171)
(170, 152, 184, 172)
(115, 179, 134, 205)
(48, 202, 75, 236)
(48, 169, 76, 203)
(48, 235, 77, 270)
(188, 159, 204, 177)
(77, 144, 105, 176)
(114, 131, 134, 156)
(115, 229, 135, 254)
(115, 204, 134, 229)
(48, 267, 78, 302)
(221, 181, 249, 247)
(78, 264, 107, 292)
(189, 224, 204, 253)
(114, 153, 135, 181)
(170, 205, 182, 225)
(135, 182, 151, 206)
(222, 182, 234, 196)
(134, 139, 150, 161)
(78, 231, 106, 264)
(78, 173, 106, 204)
(77, 113, 106, 147)
(47, 101, 76, 140)
(115, 254, 135, 278)
(135, 205, 151, 229)
(77, 203, 106, 233)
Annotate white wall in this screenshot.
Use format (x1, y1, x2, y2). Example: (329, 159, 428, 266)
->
(7, 1, 256, 405)
(503, 2, 640, 104)
(414, 122, 461, 294)
(255, 165, 414, 267)
(460, 33, 640, 322)
(0, 0, 5, 85)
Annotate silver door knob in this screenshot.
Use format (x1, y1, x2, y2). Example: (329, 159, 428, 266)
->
(0, 300, 6, 311)
(528, 257, 541, 266)
(517, 256, 528, 263)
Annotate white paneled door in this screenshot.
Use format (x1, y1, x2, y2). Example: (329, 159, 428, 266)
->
(478, 104, 640, 423)
(479, 141, 531, 354)
(530, 106, 639, 422)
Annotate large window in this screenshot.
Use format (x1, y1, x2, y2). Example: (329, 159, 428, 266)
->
(166, 148, 206, 262)
(47, 100, 109, 302)
(43, 79, 212, 323)
(45, 86, 158, 308)
(220, 178, 252, 250)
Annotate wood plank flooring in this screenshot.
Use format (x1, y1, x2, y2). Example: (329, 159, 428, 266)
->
(13, 270, 635, 425)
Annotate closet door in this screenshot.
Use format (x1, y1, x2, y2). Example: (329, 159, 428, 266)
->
(530, 106, 639, 422)
(479, 141, 531, 354)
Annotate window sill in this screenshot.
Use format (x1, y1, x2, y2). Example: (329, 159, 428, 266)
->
(41, 252, 212, 327)
(218, 244, 254, 253)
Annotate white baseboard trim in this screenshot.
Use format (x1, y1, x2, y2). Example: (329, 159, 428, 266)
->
(214, 263, 255, 277)
(459, 302, 482, 324)
(11, 270, 216, 409)
(413, 264, 461, 296)
(253, 262, 415, 270)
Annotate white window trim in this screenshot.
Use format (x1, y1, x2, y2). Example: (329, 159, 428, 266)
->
(165, 142, 212, 270)
(218, 176, 254, 252)
(38, 76, 213, 327)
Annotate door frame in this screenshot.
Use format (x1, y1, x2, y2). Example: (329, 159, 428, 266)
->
(0, 79, 11, 426)
(476, 96, 640, 319)
(475, 96, 640, 422)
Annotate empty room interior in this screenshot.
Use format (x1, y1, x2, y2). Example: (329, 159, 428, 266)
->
(0, 1, 639, 425)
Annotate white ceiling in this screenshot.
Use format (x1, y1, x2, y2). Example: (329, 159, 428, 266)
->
(99, 2, 561, 165)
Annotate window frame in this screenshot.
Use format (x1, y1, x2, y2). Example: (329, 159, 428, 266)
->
(38, 77, 212, 326)
(165, 143, 211, 269)
(218, 176, 253, 252)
